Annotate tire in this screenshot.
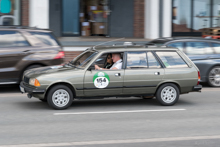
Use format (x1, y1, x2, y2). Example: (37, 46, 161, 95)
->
(47, 85, 73, 110)
(207, 66, 220, 87)
(156, 83, 179, 106)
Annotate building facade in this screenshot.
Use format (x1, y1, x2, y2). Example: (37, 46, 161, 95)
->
(1, 0, 220, 39)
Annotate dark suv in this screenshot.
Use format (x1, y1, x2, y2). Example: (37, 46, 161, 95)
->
(147, 37, 220, 87)
(0, 26, 64, 85)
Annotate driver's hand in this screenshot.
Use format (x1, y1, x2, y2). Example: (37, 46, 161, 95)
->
(95, 65, 100, 70)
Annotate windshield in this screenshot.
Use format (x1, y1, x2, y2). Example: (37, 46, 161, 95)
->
(69, 51, 98, 68)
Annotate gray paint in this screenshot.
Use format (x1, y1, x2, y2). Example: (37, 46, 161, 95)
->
(109, 0, 134, 37)
(49, 0, 61, 37)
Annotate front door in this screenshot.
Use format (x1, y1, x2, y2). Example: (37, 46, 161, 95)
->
(84, 69, 124, 96)
(123, 51, 164, 94)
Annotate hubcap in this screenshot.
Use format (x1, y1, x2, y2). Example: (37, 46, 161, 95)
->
(52, 89, 70, 107)
(209, 67, 220, 86)
(161, 86, 177, 103)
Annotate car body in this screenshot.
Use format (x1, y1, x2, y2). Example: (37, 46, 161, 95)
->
(0, 26, 64, 85)
(20, 45, 202, 110)
(147, 37, 220, 87)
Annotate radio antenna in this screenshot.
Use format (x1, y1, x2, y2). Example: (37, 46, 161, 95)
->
(93, 37, 125, 49)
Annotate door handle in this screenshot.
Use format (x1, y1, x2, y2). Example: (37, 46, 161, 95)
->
(115, 73, 121, 77)
(154, 72, 160, 75)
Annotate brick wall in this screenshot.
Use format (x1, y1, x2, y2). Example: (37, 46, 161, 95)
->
(22, 0, 29, 26)
(64, 51, 84, 62)
(134, 0, 145, 38)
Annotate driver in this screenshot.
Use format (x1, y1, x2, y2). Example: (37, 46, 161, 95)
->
(95, 53, 122, 70)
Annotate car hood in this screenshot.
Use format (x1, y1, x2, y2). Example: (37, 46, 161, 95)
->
(24, 65, 80, 78)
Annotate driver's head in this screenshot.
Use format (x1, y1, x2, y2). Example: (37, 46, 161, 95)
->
(112, 53, 121, 63)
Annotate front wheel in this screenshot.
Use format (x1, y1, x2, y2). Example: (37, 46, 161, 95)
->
(156, 83, 179, 106)
(47, 85, 73, 110)
(207, 66, 220, 87)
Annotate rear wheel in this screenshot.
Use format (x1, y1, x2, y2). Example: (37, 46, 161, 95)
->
(156, 83, 179, 106)
(207, 66, 220, 87)
(47, 85, 73, 110)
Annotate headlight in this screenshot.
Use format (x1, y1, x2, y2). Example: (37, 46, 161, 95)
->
(29, 78, 41, 86)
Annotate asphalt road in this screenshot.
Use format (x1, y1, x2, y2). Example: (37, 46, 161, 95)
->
(0, 85, 220, 147)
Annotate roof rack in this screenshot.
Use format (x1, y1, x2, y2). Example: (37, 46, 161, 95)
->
(146, 45, 168, 48)
(112, 42, 136, 46)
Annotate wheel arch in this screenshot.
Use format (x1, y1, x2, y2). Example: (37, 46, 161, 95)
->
(155, 82, 181, 95)
(45, 82, 76, 100)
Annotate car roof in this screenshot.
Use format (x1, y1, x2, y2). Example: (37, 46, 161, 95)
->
(0, 26, 52, 32)
(86, 45, 179, 52)
(148, 37, 220, 44)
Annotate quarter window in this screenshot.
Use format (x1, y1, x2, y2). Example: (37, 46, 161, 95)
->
(0, 31, 30, 47)
(185, 42, 213, 55)
(29, 32, 60, 46)
(156, 51, 188, 68)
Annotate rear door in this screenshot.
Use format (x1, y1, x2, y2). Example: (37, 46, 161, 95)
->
(0, 30, 31, 83)
(123, 51, 164, 95)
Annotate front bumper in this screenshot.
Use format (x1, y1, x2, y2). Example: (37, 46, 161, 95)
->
(192, 85, 202, 92)
(20, 81, 45, 94)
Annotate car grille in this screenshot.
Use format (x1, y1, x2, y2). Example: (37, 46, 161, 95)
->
(24, 76, 29, 84)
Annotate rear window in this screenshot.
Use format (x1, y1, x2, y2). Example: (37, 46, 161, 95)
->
(185, 42, 213, 55)
(211, 43, 220, 53)
(167, 42, 184, 51)
(156, 51, 188, 68)
(29, 31, 60, 46)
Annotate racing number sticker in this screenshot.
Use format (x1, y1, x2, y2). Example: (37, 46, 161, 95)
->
(93, 72, 110, 88)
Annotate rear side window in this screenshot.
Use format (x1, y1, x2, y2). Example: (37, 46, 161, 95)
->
(211, 43, 220, 53)
(167, 42, 184, 51)
(0, 31, 30, 47)
(156, 51, 188, 68)
(126, 51, 161, 69)
(185, 42, 213, 55)
(29, 32, 60, 46)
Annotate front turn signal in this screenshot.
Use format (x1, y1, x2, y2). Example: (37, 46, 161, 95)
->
(34, 79, 41, 87)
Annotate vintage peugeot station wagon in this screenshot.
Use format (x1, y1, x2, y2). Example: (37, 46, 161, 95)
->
(20, 44, 202, 110)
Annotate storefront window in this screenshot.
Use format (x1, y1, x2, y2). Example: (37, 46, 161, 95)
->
(193, 0, 211, 32)
(212, 0, 220, 27)
(172, 0, 191, 32)
(0, 0, 21, 25)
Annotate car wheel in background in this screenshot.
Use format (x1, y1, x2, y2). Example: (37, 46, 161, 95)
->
(47, 85, 73, 110)
(207, 66, 220, 87)
(156, 83, 179, 106)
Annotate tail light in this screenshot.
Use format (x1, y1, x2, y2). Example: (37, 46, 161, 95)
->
(197, 71, 201, 85)
(54, 51, 65, 59)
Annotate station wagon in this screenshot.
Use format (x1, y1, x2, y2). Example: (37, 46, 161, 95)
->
(20, 44, 202, 110)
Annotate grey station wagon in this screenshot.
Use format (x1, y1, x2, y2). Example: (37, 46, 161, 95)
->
(20, 45, 202, 110)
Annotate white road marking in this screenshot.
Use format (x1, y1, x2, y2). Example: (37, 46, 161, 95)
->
(54, 109, 186, 115)
(1, 135, 220, 147)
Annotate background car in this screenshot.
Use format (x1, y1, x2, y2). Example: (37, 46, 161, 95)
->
(0, 26, 64, 85)
(147, 37, 220, 87)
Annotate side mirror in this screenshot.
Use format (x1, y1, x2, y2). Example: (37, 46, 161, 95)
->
(88, 66, 95, 71)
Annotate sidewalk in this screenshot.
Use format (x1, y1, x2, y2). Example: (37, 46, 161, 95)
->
(58, 36, 151, 47)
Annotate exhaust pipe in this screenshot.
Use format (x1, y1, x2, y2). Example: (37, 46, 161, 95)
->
(27, 94, 32, 99)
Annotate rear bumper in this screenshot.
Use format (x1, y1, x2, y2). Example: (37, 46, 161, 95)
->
(20, 81, 45, 94)
(192, 85, 202, 92)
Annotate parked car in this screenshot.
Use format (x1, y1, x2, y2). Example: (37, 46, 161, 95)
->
(147, 37, 220, 87)
(0, 26, 64, 85)
(20, 44, 202, 110)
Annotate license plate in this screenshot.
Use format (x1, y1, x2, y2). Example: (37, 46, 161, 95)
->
(20, 86, 25, 93)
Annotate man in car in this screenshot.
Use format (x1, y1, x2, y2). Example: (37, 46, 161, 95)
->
(95, 53, 122, 70)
